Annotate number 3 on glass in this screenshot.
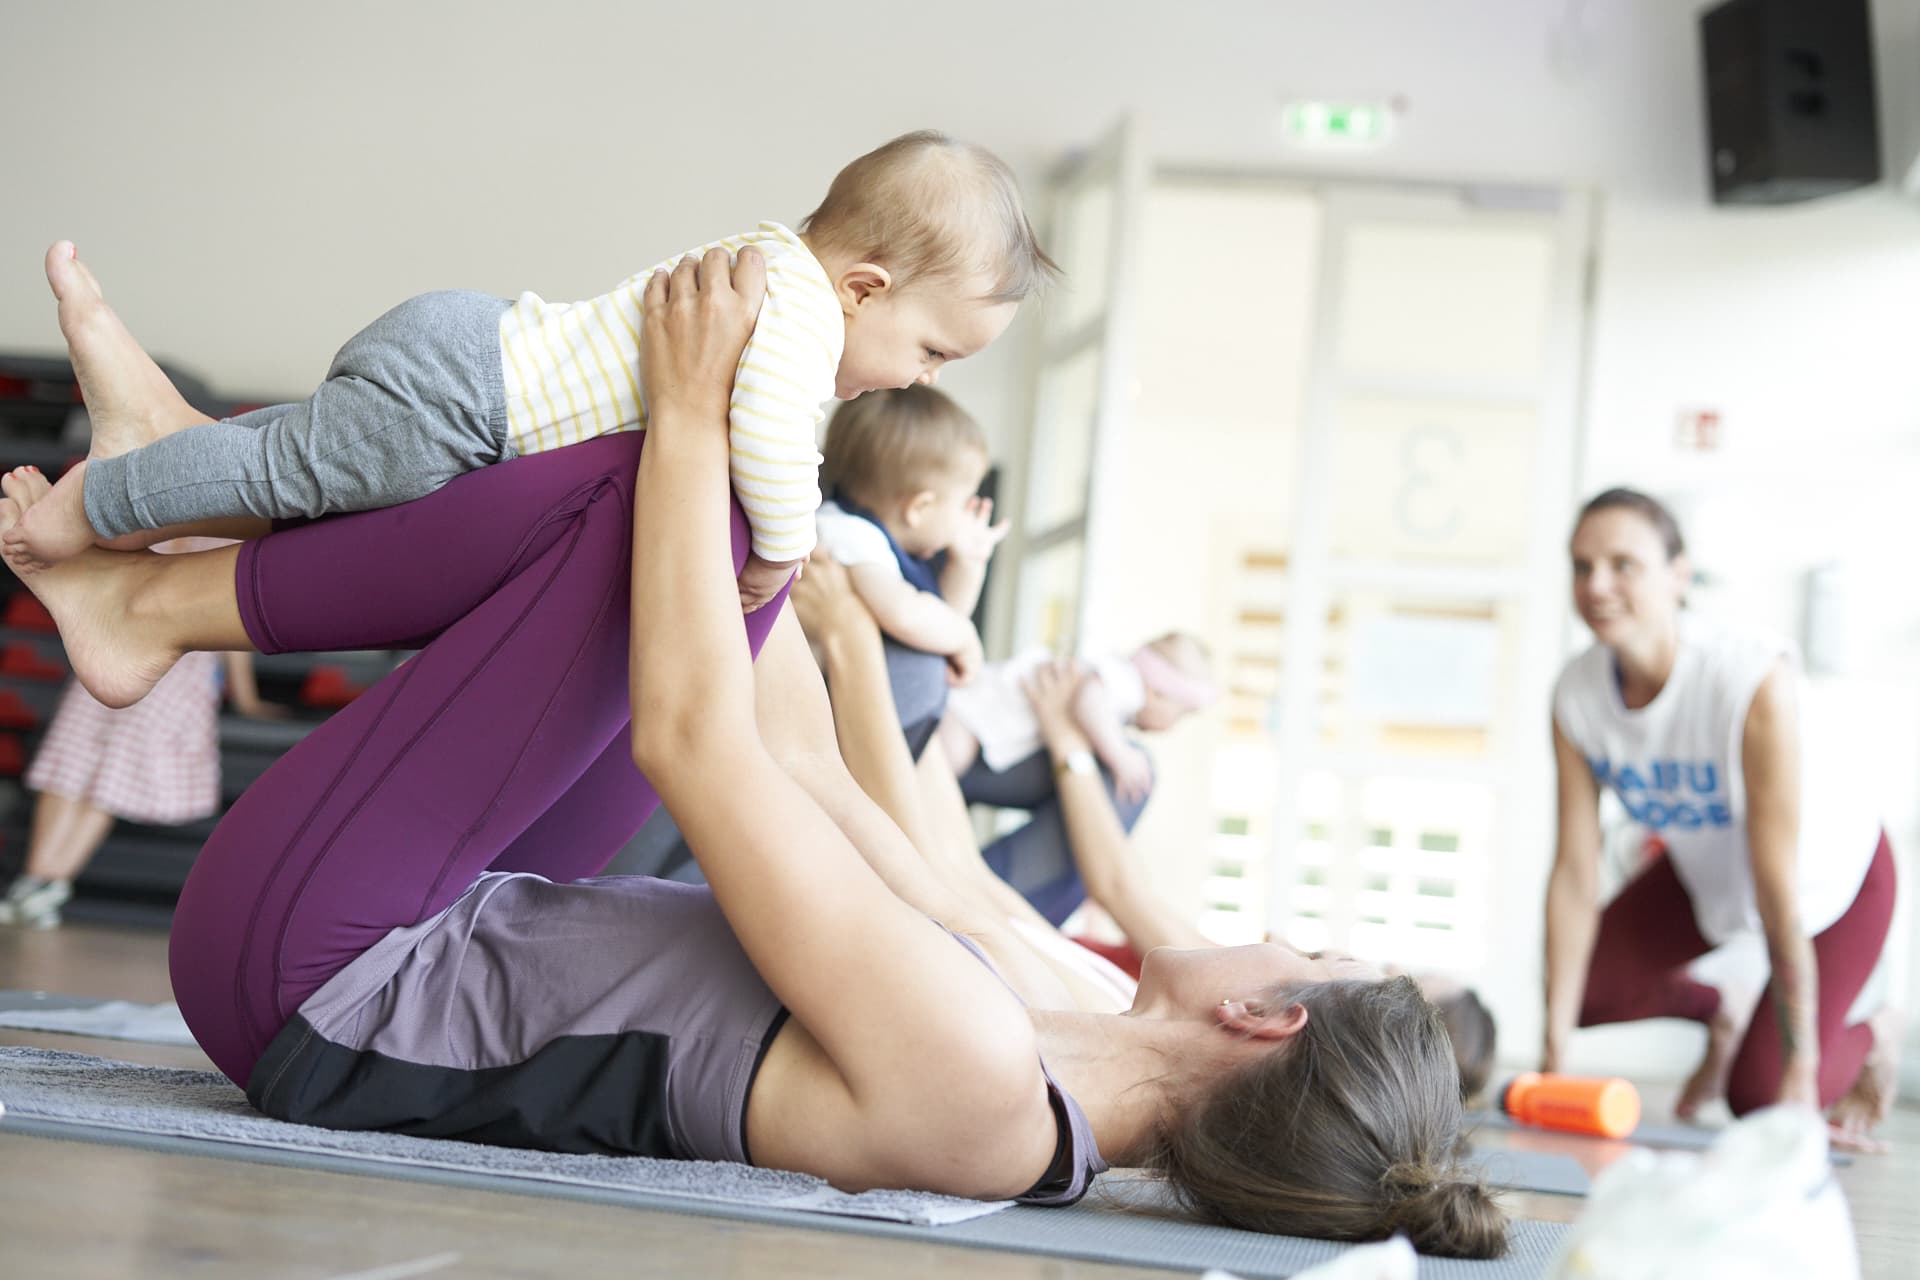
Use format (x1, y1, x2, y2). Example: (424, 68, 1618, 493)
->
(1394, 423, 1464, 544)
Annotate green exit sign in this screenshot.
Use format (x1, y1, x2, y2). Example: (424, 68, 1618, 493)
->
(1281, 100, 1395, 147)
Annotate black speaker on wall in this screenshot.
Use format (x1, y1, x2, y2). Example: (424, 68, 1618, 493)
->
(1700, 0, 1882, 205)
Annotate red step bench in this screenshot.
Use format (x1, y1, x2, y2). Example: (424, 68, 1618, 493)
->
(300, 664, 370, 709)
(3, 592, 57, 633)
(0, 641, 66, 681)
(0, 688, 41, 730)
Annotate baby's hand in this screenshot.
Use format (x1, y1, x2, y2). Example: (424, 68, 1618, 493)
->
(738, 553, 800, 613)
(947, 496, 1010, 566)
(1105, 743, 1154, 805)
(946, 628, 985, 686)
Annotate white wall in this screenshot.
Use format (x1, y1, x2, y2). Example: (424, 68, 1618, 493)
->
(6, 0, 1909, 441)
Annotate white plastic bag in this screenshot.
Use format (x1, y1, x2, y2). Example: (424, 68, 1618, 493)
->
(1546, 1105, 1858, 1279)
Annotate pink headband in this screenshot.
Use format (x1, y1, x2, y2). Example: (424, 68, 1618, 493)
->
(1131, 647, 1218, 712)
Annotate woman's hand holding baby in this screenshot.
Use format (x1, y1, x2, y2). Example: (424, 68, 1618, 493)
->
(639, 247, 766, 438)
(640, 247, 787, 613)
(739, 553, 799, 613)
(1023, 658, 1093, 757)
(790, 555, 875, 645)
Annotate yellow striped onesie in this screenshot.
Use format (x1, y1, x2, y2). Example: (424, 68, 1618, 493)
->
(498, 222, 841, 563)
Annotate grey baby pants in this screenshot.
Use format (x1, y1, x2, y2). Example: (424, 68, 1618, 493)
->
(84, 291, 516, 538)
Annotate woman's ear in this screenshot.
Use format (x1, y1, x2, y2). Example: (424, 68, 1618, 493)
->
(1671, 551, 1695, 605)
(836, 263, 894, 310)
(1215, 999, 1309, 1041)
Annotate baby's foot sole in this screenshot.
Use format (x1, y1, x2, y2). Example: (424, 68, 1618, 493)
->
(0, 468, 179, 708)
(45, 242, 210, 458)
(4, 465, 97, 569)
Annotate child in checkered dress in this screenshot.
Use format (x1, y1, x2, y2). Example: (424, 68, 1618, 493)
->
(0, 538, 282, 927)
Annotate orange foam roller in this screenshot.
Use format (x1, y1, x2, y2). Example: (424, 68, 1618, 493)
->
(1502, 1072, 1641, 1139)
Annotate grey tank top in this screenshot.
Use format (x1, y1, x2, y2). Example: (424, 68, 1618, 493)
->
(247, 872, 1106, 1204)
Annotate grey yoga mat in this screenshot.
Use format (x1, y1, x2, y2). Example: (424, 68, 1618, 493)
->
(0, 1047, 1569, 1277)
(0, 1046, 997, 1227)
(1465, 1107, 1852, 1167)
(0, 991, 196, 1046)
(1463, 1149, 1590, 1198)
(0, 996, 1593, 1199)
(1469, 1106, 1720, 1150)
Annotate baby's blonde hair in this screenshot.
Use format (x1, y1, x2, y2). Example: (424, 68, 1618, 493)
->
(821, 386, 988, 508)
(802, 130, 1058, 303)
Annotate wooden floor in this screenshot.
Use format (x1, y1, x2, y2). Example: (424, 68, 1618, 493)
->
(2, 922, 1916, 1279)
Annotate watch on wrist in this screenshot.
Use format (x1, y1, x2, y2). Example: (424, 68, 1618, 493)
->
(1054, 748, 1097, 779)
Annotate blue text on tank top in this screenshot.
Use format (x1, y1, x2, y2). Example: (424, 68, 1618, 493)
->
(1586, 757, 1733, 831)
(828, 491, 942, 594)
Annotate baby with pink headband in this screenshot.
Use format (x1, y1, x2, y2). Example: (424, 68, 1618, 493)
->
(939, 633, 1217, 805)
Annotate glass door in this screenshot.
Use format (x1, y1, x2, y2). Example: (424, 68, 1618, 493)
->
(1246, 187, 1594, 1023)
(1001, 116, 1148, 656)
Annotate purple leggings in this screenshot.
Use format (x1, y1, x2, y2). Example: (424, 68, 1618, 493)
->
(169, 433, 790, 1086)
(1578, 831, 1897, 1114)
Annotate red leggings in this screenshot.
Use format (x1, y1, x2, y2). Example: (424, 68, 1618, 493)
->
(1579, 831, 1896, 1114)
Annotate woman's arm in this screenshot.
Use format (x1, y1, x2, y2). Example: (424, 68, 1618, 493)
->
(1069, 675, 1130, 763)
(790, 559, 936, 856)
(788, 558, 1102, 1009)
(1743, 662, 1821, 1106)
(1069, 676, 1152, 804)
(628, 252, 1054, 1192)
(1543, 717, 1605, 1073)
(1027, 662, 1210, 953)
(748, 598, 974, 928)
(628, 253, 763, 758)
(910, 745, 1135, 1012)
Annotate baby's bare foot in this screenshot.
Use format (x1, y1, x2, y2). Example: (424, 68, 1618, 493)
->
(0, 467, 180, 708)
(2, 462, 97, 573)
(45, 241, 212, 459)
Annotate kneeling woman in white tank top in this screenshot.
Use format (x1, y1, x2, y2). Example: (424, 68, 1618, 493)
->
(1541, 489, 1898, 1151)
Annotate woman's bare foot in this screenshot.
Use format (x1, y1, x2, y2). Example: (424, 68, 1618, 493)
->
(1675, 1005, 1742, 1120)
(2, 462, 97, 574)
(44, 241, 213, 459)
(0, 468, 182, 708)
(1829, 1007, 1901, 1154)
